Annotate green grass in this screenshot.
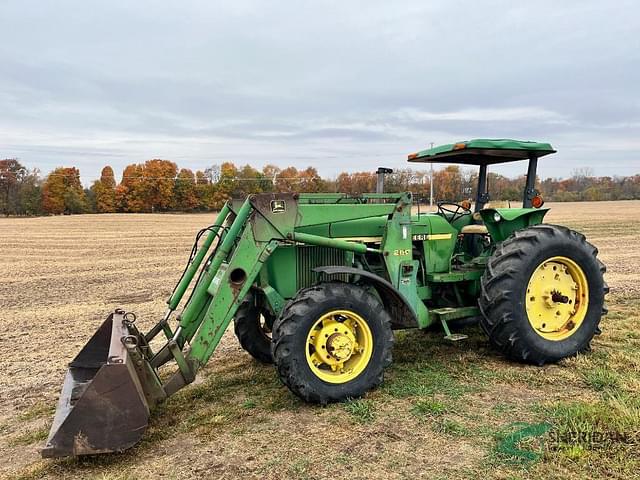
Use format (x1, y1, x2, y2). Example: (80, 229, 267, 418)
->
(342, 398, 375, 423)
(17, 402, 55, 421)
(383, 360, 477, 399)
(434, 418, 471, 437)
(582, 366, 620, 392)
(8, 427, 49, 447)
(411, 398, 447, 418)
(542, 393, 640, 449)
(288, 457, 311, 480)
(528, 392, 640, 477)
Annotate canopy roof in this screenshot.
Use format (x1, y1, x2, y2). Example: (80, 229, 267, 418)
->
(407, 139, 556, 165)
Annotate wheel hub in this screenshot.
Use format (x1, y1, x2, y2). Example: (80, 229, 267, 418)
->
(305, 310, 373, 383)
(525, 257, 589, 341)
(327, 333, 354, 361)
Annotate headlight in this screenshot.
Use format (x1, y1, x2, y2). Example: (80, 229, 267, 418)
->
(493, 212, 501, 222)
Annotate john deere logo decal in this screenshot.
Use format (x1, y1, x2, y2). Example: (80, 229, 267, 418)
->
(271, 200, 286, 213)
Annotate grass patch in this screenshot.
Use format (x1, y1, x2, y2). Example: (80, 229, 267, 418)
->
(411, 398, 447, 418)
(542, 393, 640, 451)
(17, 402, 55, 421)
(491, 402, 512, 416)
(342, 398, 375, 424)
(434, 418, 470, 437)
(582, 366, 620, 392)
(530, 391, 640, 477)
(288, 457, 311, 480)
(8, 427, 49, 447)
(136, 360, 290, 444)
(384, 362, 475, 399)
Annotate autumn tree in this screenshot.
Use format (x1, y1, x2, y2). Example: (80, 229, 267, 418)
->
(0, 159, 42, 215)
(194, 170, 210, 210)
(0, 159, 25, 215)
(298, 167, 325, 192)
(42, 167, 87, 214)
(116, 164, 145, 212)
(142, 159, 177, 212)
(17, 170, 43, 215)
(115, 160, 177, 212)
(433, 165, 463, 201)
(91, 166, 117, 213)
(235, 164, 263, 197)
(383, 168, 428, 194)
(173, 168, 199, 211)
(216, 162, 238, 202)
(275, 166, 299, 192)
(336, 171, 376, 194)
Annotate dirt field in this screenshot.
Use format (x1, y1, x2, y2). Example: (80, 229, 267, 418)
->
(1, 201, 639, 479)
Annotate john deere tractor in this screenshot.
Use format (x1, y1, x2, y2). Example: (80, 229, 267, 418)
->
(43, 139, 608, 457)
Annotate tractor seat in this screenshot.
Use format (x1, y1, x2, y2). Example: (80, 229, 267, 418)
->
(460, 224, 488, 235)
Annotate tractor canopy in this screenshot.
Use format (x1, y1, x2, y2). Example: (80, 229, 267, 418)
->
(407, 139, 555, 209)
(407, 139, 556, 165)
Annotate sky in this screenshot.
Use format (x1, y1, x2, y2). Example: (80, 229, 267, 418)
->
(1, 0, 639, 185)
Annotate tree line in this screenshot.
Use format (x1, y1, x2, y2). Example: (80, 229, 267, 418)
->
(1, 158, 639, 215)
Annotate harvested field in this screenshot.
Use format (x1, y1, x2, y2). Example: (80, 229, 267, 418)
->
(1, 201, 639, 479)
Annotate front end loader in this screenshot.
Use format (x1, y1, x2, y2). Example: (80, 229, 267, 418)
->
(43, 139, 608, 457)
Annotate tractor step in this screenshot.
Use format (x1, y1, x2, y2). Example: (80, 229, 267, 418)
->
(431, 307, 477, 342)
(444, 333, 469, 342)
(430, 306, 480, 321)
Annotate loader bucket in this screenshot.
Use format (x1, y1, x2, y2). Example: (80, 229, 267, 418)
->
(42, 311, 164, 458)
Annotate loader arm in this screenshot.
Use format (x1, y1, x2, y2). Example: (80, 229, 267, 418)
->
(164, 193, 399, 393)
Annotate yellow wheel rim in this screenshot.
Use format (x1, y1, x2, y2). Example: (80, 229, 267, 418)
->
(305, 310, 373, 384)
(526, 256, 589, 341)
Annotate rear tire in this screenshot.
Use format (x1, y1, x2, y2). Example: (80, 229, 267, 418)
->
(479, 224, 608, 365)
(272, 282, 393, 404)
(233, 294, 275, 364)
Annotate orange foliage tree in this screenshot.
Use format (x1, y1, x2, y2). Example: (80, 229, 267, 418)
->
(142, 159, 178, 212)
(116, 160, 177, 212)
(336, 171, 376, 195)
(91, 166, 117, 213)
(298, 167, 325, 192)
(433, 165, 463, 201)
(275, 166, 299, 192)
(116, 164, 146, 212)
(214, 162, 237, 205)
(42, 167, 87, 214)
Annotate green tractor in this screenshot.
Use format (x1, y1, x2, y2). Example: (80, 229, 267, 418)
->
(43, 139, 608, 457)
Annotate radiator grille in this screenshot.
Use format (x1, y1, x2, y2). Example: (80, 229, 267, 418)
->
(296, 246, 349, 289)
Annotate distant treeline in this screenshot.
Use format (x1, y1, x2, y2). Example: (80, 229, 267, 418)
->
(1, 158, 639, 215)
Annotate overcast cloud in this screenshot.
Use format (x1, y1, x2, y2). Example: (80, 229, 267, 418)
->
(1, 0, 639, 183)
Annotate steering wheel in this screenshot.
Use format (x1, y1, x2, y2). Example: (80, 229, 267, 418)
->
(437, 202, 472, 223)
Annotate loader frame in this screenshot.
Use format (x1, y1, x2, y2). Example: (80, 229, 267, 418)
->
(144, 192, 430, 397)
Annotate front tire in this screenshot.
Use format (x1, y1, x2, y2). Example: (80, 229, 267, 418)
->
(233, 294, 275, 364)
(479, 224, 608, 365)
(272, 282, 394, 404)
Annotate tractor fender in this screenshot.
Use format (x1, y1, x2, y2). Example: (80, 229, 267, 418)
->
(313, 266, 419, 329)
(480, 207, 549, 243)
